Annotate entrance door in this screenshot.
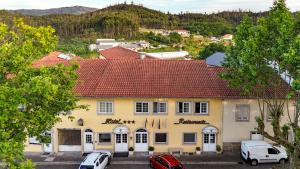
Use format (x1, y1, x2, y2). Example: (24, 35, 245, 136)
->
(43, 131, 52, 153)
(115, 133, 128, 152)
(84, 129, 94, 152)
(135, 129, 148, 152)
(203, 133, 216, 152)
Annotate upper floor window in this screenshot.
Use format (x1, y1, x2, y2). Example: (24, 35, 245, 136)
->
(153, 102, 167, 114)
(195, 102, 209, 114)
(235, 104, 250, 121)
(177, 102, 191, 114)
(136, 102, 149, 113)
(97, 101, 113, 114)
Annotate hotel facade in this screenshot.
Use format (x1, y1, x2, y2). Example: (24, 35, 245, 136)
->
(24, 50, 293, 154)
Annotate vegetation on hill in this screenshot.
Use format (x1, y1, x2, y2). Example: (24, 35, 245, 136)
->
(1, 3, 288, 40)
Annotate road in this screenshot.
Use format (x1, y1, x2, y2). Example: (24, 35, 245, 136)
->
(36, 163, 282, 169)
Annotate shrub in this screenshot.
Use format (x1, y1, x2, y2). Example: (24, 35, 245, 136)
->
(129, 147, 134, 151)
(216, 145, 222, 152)
(148, 146, 154, 151)
(196, 147, 201, 151)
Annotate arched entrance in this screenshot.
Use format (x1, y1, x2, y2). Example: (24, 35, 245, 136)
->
(84, 129, 94, 152)
(202, 126, 218, 152)
(114, 126, 129, 152)
(135, 128, 148, 152)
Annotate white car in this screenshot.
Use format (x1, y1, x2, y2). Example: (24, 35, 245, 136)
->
(79, 151, 112, 169)
(241, 140, 288, 166)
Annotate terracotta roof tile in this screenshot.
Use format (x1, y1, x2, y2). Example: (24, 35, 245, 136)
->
(33, 51, 82, 67)
(99, 46, 154, 60)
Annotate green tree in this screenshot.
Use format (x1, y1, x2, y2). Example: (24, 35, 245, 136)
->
(169, 32, 182, 44)
(0, 19, 83, 168)
(222, 1, 300, 168)
(197, 42, 226, 60)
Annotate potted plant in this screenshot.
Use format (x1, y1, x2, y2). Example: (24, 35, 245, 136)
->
(195, 147, 201, 155)
(148, 146, 154, 155)
(129, 147, 134, 156)
(216, 145, 222, 154)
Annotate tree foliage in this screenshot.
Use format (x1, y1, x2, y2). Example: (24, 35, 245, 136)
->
(197, 42, 226, 60)
(0, 19, 82, 168)
(222, 1, 300, 168)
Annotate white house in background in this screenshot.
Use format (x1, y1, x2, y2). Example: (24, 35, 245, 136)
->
(90, 39, 151, 52)
(223, 34, 233, 40)
(146, 51, 191, 60)
(174, 30, 190, 37)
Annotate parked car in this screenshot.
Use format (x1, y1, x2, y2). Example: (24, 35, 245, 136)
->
(149, 154, 185, 169)
(79, 151, 112, 169)
(241, 140, 288, 166)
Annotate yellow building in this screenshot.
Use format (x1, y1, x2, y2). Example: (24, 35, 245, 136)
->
(25, 50, 292, 155)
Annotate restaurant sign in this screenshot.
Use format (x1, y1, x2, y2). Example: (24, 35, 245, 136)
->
(174, 118, 209, 125)
(102, 118, 135, 124)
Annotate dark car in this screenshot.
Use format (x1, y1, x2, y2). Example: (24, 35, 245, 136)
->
(149, 154, 185, 169)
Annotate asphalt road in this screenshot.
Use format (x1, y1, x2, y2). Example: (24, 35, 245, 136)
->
(36, 163, 281, 169)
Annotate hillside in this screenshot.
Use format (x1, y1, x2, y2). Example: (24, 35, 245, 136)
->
(2, 3, 291, 39)
(10, 6, 98, 16)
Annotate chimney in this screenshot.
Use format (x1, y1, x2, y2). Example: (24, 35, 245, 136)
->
(139, 52, 146, 60)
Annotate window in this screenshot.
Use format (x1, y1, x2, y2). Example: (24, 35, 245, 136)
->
(153, 102, 167, 114)
(177, 102, 191, 114)
(195, 102, 209, 114)
(183, 133, 196, 144)
(155, 133, 167, 144)
(97, 101, 113, 114)
(136, 102, 149, 113)
(29, 136, 40, 144)
(98, 133, 111, 143)
(235, 104, 250, 121)
(268, 148, 279, 154)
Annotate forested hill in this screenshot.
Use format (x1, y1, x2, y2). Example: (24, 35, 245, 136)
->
(9, 6, 98, 16)
(2, 3, 297, 39)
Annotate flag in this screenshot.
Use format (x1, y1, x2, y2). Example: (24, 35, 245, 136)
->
(152, 119, 154, 128)
(158, 119, 161, 129)
(145, 118, 148, 128)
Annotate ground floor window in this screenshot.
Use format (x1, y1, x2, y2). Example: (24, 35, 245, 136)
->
(155, 133, 167, 144)
(183, 133, 196, 144)
(29, 136, 40, 144)
(98, 133, 111, 144)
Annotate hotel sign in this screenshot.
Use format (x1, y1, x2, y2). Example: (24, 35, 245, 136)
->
(174, 118, 209, 125)
(102, 118, 135, 124)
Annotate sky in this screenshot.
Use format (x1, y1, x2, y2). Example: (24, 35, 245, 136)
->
(1, 0, 300, 14)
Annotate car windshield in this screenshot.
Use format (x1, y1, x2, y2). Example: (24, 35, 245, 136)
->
(171, 164, 183, 169)
(80, 165, 94, 169)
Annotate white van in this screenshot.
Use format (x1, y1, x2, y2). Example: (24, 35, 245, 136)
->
(79, 151, 112, 169)
(241, 140, 288, 166)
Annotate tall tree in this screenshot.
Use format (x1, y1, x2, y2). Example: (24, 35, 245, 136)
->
(0, 19, 82, 168)
(222, 0, 300, 168)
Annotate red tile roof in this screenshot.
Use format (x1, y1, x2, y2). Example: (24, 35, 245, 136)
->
(33, 51, 82, 67)
(99, 46, 154, 60)
(34, 52, 290, 99)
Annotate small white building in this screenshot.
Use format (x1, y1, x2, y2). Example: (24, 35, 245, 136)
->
(223, 34, 233, 40)
(146, 51, 191, 60)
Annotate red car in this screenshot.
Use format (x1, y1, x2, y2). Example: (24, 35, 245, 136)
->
(149, 154, 185, 169)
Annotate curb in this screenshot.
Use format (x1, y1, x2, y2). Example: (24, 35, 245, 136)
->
(0, 161, 240, 166)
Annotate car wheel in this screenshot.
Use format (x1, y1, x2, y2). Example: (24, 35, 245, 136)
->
(279, 159, 285, 165)
(250, 159, 258, 166)
(149, 162, 153, 168)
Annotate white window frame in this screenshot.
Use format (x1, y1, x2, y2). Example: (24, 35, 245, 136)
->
(135, 102, 149, 114)
(153, 102, 167, 114)
(235, 104, 250, 122)
(97, 101, 113, 114)
(154, 133, 168, 144)
(98, 133, 112, 144)
(195, 102, 209, 115)
(183, 133, 197, 144)
(177, 102, 191, 114)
